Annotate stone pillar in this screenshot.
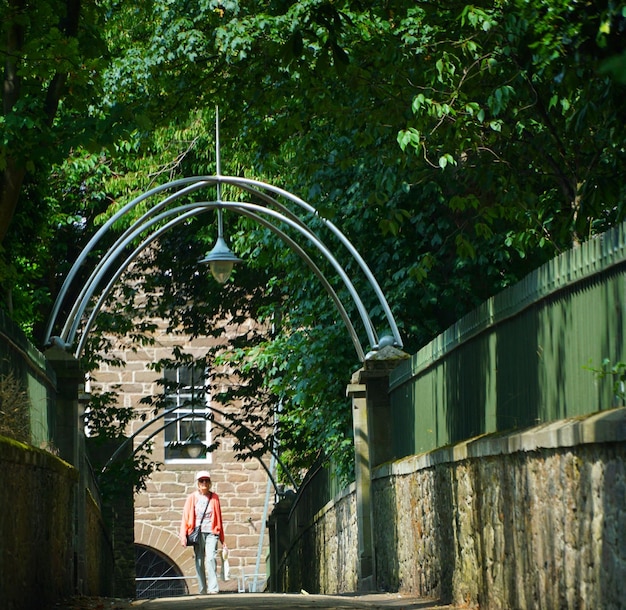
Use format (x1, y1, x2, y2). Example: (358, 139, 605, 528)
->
(45, 345, 86, 594)
(348, 345, 409, 592)
(347, 377, 373, 591)
(45, 345, 84, 466)
(267, 493, 295, 593)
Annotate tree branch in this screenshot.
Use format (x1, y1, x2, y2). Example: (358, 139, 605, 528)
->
(44, 0, 81, 124)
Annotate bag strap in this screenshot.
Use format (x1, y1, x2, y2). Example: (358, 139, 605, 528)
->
(197, 493, 210, 525)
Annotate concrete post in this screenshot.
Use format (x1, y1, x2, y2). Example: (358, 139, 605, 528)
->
(267, 493, 295, 593)
(347, 377, 374, 591)
(45, 345, 86, 594)
(45, 345, 84, 466)
(348, 345, 409, 592)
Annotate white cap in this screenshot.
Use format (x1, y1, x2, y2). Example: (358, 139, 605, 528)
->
(195, 470, 211, 481)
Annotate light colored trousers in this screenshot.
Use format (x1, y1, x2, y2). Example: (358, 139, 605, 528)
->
(195, 532, 219, 594)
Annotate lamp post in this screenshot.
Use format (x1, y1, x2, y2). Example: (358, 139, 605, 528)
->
(44, 109, 404, 359)
(198, 107, 241, 284)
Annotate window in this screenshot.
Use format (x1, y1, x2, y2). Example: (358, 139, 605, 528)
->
(163, 365, 211, 462)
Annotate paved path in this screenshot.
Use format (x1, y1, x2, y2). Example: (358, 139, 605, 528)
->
(129, 593, 454, 610)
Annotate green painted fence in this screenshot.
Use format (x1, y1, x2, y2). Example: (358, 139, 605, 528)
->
(0, 309, 57, 448)
(390, 222, 626, 458)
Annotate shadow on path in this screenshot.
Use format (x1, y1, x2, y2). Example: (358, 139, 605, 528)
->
(130, 592, 454, 610)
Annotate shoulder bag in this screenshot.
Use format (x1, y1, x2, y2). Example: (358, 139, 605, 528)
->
(186, 493, 211, 546)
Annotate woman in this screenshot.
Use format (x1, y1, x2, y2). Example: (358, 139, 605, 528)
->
(180, 470, 226, 595)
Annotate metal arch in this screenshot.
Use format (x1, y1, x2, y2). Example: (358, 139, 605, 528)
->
(43, 179, 212, 344)
(102, 405, 298, 494)
(45, 175, 403, 353)
(63, 200, 375, 360)
(128, 414, 284, 496)
(75, 203, 366, 361)
(54, 186, 374, 352)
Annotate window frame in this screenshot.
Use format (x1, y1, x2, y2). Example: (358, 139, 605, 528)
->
(162, 364, 212, 464)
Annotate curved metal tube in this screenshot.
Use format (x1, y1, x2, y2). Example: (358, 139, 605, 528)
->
(45, 175, 402, 351)
(44, 179, 213, 343)
(60, 185, 222, 342)
(61, 184, 367, 347)
(229, 177, 403, 348)
(72, 202, 371, 360)
(102, 404, 298, 493)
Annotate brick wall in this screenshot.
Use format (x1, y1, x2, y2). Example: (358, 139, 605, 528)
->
(93, 321, 275, 594)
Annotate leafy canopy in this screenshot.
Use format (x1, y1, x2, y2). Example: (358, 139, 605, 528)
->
(3, 0, 626, 483)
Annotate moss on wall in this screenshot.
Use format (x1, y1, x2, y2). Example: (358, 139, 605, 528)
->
(0, 435, 77, 610)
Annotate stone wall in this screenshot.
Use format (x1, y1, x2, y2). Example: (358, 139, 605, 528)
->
(0, 319, 119, 605)
(373, 407, 626, 609)
(84, 489, 115, 596)
(0, 436, 77, 610)
(274, 408, 626, 609)
(276, 484, 358, 593)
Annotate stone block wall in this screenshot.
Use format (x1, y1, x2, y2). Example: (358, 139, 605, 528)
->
(0, 436, 77, 610)
(84, 489, 115, 596)
(372, 408, 626, 609)
(277, 484, 358, 593)
(273, 408, 626, 609)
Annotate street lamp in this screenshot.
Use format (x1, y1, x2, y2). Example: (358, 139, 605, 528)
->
(44, 106, 404, 358)
(198, 107, 242, 284)
(199, 207, 241, 283)
(183, 434, 205, 459)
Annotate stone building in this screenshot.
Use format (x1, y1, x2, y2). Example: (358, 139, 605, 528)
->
(92, 317, 276, 597)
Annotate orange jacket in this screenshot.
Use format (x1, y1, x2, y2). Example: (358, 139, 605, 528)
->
(180, 491, 225, 545)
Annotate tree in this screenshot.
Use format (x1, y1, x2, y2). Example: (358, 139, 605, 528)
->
(397, 1, 626, 245)
(5, 0, 626, 482)
(0, 0, 113, 328)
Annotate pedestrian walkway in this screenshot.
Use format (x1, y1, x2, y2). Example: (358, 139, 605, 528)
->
(129, 592, 454, 610)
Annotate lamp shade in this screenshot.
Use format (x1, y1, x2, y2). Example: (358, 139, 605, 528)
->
(199, 236, 242, 283)
(184, 437, 206, 459)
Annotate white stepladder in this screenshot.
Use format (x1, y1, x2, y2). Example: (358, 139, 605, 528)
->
(235, 570, 266, 592)
(245, 573, 266, 592)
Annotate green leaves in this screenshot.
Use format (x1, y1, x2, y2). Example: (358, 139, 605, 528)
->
(4, 0, 626, 486)
(397, 127, 421, 152)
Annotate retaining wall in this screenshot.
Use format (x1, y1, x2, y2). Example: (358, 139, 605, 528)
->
(0, 313, 118, 607)
(277, 408, 626, 609)
(0, 436, 77, 609)
(0, 436, 117, 606)
(276, 484, 358, 594)
(374, 407, 626, 609)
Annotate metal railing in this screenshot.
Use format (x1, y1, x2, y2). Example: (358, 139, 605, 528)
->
(389, 221, 626, 457)
(135, 576, 188, 599)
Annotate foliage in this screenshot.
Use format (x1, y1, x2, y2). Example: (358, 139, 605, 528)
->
(397, 1, 626, 245)
(0, 0, 119, 334)
(3, 0, 626, 484)
(84, 388, 161, 497)
(585, 358, 626, 407)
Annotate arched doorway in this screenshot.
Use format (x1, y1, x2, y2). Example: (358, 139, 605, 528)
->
(135, 544, 189, 599)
